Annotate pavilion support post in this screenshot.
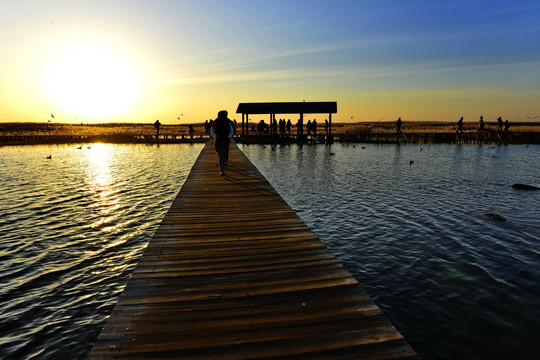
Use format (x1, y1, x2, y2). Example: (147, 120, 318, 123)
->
(299, 113, 304, 139)
(241, 113, 245, 136)
(328, 112, 334, 142)
(328, 113, 332, 136)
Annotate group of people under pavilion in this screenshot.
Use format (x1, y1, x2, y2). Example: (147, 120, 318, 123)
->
(251, 118, 331, 136)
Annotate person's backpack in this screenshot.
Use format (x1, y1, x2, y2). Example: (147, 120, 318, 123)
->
(214, 118, 230, 138)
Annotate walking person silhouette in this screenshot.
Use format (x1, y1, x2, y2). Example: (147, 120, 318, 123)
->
(210, 110, 234, 176)
(396, 117, 403, 134)
(456, 117, 464, 133)
(154, 119, 161, 138)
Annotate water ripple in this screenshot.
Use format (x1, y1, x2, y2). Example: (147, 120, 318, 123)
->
(0, 143, 202, 360)
(243, 142, 540, 360)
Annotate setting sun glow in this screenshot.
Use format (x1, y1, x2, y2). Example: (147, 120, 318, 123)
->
(2, 1, 540, 124)
(44, 45, 142, 118)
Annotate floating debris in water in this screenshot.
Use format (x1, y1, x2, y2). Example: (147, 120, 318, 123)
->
(512, 183, 539, 190)
(485, 213, 506, 222)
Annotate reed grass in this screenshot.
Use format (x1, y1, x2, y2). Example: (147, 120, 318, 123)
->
(332, 121, 540, 134)
(1, 121, 539, 136)
(0, 123, 206, 136)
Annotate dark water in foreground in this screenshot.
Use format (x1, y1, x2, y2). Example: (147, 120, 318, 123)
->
(241, 143, 540, 360)
(0, 142, 539, 359)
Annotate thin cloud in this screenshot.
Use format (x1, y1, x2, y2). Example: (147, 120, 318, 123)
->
(261, 19, 309, 31)
(159, 57, 540, 88)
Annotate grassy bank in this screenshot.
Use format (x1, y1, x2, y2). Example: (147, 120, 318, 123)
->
(1, 121, 539, 145)
(0, 122, 196, 137)
(334, 121, 540, 134)
(2, 121, 540, 136)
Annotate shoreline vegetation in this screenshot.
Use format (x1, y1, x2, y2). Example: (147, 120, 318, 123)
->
(1, 121, 540, 145)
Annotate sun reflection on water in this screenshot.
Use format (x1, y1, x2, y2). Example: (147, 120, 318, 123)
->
(83, 144, 123, 236)
(85, 143, 114, 190)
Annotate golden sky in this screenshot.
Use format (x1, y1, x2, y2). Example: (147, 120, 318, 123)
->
(1, 0, 539, 124)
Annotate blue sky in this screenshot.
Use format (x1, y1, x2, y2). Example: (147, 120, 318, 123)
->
(1, 0, 539, 123)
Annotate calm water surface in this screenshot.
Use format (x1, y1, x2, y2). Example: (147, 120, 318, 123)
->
(242, 143, 540, 360)
(1, 142, 539, 359)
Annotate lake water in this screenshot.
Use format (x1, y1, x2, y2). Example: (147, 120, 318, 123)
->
(0, 143, 203, 359)
(0, 142, 539, 359)
(241, 142, 540, 360)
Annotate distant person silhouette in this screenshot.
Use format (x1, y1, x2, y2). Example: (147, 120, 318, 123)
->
(478, 116, 485, 132)
(189, 124, 194, 138)
(210, 110, 234, 176)
(396, 117, 403, 134)
(497, 116, 503, 132)
(154, 119, 161, 138)
(257, 120, 267, 135)
(286, 119, 292, 134)
(504, 120, 510, 133)
(456, 117, 464, 133)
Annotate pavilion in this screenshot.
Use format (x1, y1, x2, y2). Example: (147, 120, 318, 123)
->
(236, 101, 337, 136)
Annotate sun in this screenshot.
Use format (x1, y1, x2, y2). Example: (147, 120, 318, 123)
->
(44, 44, 142, 119)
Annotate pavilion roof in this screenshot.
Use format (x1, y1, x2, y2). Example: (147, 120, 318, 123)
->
(236, 102, 337, 115)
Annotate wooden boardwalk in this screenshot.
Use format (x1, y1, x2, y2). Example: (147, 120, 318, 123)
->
(88, 141, 417, 359)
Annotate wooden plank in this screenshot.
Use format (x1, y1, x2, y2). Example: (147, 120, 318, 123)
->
(87, 141, 417, 359)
